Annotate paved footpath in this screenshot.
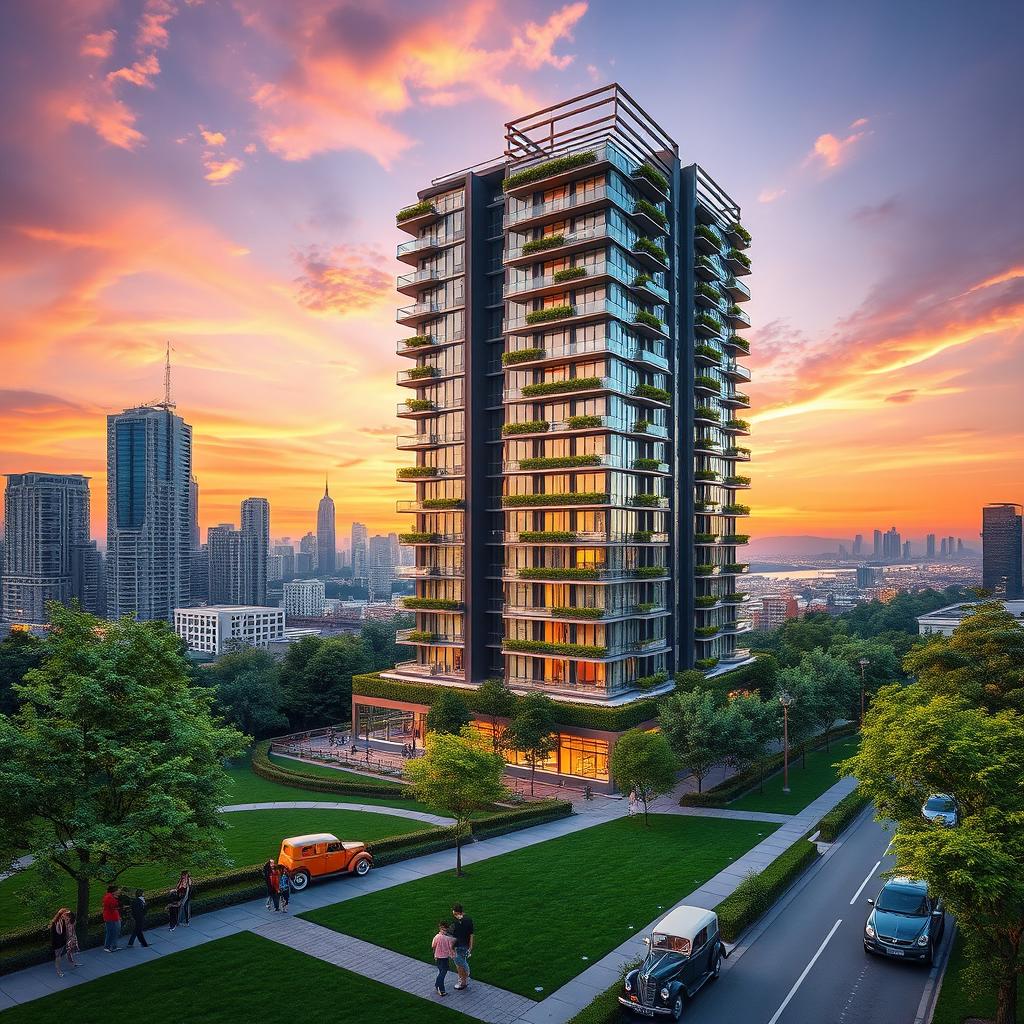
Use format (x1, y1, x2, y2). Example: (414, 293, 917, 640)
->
(0, 777, 858, 1022)
(218, 800, 456, 826)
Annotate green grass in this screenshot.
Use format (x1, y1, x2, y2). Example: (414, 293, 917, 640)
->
(304, 814, 774, 999)
(267, 751, 399, 785)
(933, 929, 1024, 1024)
(0, 931, 463, 1024)
(728, 735, 860, 815)
(1, 808, 427, 932)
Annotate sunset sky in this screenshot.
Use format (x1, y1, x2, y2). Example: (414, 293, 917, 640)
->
(2, 0, 1022, 547)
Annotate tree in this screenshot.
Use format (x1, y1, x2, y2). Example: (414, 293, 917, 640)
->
(0, 631, 45, 716)
(404, 728, 507, 875)
(728, 692, 779, 792)
(843, 686, 1024, 1024)
(503, 692, 558, 795)
(773, 664, 819, 767)
(0, 605, 247, 944)
(797, 649, 859, 750)
(426, 689, 471, 735)
(474, 678, 517, 751)
(659, 687, 740, 793)
(610, 729, 678, 824)
(206, 648, 287, 738)
(279, 635, 324, 726)
(829, 636, 904, 708)
(360, 616, 413, 672)
(295, 635, 372, 729)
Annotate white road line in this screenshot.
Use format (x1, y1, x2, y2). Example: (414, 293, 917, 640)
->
(766, 918, 844, 1024)
(850, 860, 882, 905)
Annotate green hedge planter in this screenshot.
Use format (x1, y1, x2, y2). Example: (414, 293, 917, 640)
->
(504, 151, 597, 190)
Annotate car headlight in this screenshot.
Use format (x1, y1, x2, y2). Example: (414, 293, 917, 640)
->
(917, 933, 929, 946)
(624, 979, 631, 992)
(865, 924, 876, 939)
(660, 988, 670, 1000)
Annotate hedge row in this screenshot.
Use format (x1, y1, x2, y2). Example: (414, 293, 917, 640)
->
(252, 741, 413, 799)
(816, 787, 870, 842)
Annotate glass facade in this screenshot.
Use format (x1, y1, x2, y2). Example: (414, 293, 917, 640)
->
(115, 420, 146, 529)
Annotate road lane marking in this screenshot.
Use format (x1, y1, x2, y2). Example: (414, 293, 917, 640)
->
(850, 860, 882, 905)
(766, 917, 843, 1024)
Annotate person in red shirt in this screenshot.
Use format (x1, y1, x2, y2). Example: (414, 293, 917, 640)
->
(101, 886, 122, 952)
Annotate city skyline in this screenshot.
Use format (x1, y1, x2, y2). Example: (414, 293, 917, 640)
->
(1, 2, 1022, 541)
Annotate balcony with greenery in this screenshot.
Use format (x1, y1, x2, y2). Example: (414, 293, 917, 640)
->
(694, 374, 721, 392)
(503, 419, 550, 435)
(725, 419, 751, 433)
(399, 532, 442, 544)
(633, 198, 668, 228)
(521, 375, 600, 397)
(552, 265, 589, 283)
(403, 630, 438, 643)
(695, 470, 719, 481)
(633, 382, 671, 403)
(631, 493, 663, 507)
(694, 437, 718, 453)
(728, 337, 751, 354)
(694, 343, 722, 364)
(404, 398, 434, 412)
(694, 595, 719, 608)
(631, 418, 652, 432)
(502, 492, 610, 508)
(396, 200, 437, 224)
(694, 532, 718, 544)
(397, 466, 442, 478)
(518, 454, 602, 470)
(695, 657, 720, 670)
(502, 347, 545, 366)
(694, 406, 721, 421)
(722, 592, 748, 603)
(421, 497, 464, 509)
(632, 529, 654, 542)
(633, 310, 666, 334)
(724, 446, 751, 459)
(503, 151, 598, 191)
(695, 626, 720, 639)
(549, 605, 604, 619)
(721, 534, 750, 544)
(633, 565, 667, 579)
(727, 222, 752, 247)
(725, 475, 752, 486)
(516, 566, 601, 580)
(402, 597, 463, 611)
(566, 414, 604, 429)
(723, 563, 750, 574)
(695, 564, 715, 576)
(403, 335, 433, 348)
(522, 234, 567, 256)
(695, 224, 721, 253)
(695, 282, 721, 306)
(525, 304, 575, 325)
(725, 247, 752, 274)
(405, 366, 437, 380)
(695, 312, 722, 337)
(633, 161, 669, 194)
(503, 639, 608, 658)
(632, 236, 669, 264)
(722, 503, 752, 515)
(695, 254, 719, 280)
(694, 501, 719, 512)
(632, 458, 662, 471)
(519, 530, 578, 542)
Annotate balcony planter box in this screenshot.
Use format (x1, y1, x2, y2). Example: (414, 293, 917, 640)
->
(695, 312, 721, 335)
(695, 224, 720, 247)
(724, 564, 750, 573)
(502, 347, 544, 366)
(521, 376, 600, 397)
(635, 669, 669, 691)
(503, 419, 549, 435)
(694, 344, 722, 363)
(634, 198, 668, 225)
(695, 470, 719, 481)
(402, 597, 462, 611)
(632, 273, 653, 288)
(721, 535, 750, 544)
(633, 237, 668, 262)
(726, 419, 751, 431)
(520, 530, 578, 542)
(504, 639, 608, 658)
(631, 493, 661, 507)
(633, 566, 666, 579)
(696, 282, 721, 302)
(566, 414, 603, 429)
(502, 492, 609, 508)
(421, 498, 464, 510)
(632, 530, 654, 542)
(725, 476, 751, 486)
(722, 504, 751, 515)
(525, 304, 575, 325)
(694, 375, 720, 391)
(632, 459, 660, 471)
(503, 151, 597, 191)
(396, 200, 436, 223)
(634, 162, 669, 192)
(694, 533, 717, 543)
(695, 255, 718, 275)
(695, 657, 720, 670)
(723, 593, 748, 603)
(636, 602, 659, 613)
(727, 304, 744, 317)
(403, 335, 432, 348)
(694, 407, 720, 421)
(631, 419, 651, 432)
(519, 454, 601, 470)
(550, 605, 604, 619)
(405, 399, 434, 412)
(633, 310, 665, 333)
(727, 248, 751, 269)
(695, 564, 715, 576)
(406, 366, 437, 380)
(397, 466, 440, 478)
(728, 222, 752, 245)
(695, 626, 719, 638)
(725, 446, 751, 457)
(633, 383, 671, 403)
(552, 266, 588, 283)
(694, 596, 719, 608)
(731, 338, 751, 354)
(694, 502, 719, 512)
(399, 532, 441, 543)
(522, 234, 566, 256)
(405, 630, 436, 643)
(517, 567, 600, 581)
(695, 438, 718, 451)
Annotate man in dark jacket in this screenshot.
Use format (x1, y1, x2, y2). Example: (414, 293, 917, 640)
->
(127, 889, 149, 948)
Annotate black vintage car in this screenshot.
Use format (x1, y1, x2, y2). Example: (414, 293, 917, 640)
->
(619, 906, 727, 1019)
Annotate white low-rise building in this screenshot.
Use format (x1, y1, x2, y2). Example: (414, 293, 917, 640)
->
(916, 599, 1024, 636)
(174, 605, 286, 655)
(283, 578, 326, 617)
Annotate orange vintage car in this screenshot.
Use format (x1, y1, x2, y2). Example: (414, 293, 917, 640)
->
(276, 833, 373, 891)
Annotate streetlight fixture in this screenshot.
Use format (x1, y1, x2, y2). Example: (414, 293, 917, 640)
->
(779, 690, 794, 795)
(858, 658, 871, 727)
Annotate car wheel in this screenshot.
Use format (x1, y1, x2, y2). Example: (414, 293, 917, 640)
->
(712, 953, 723, 980)
(353, 857, 372, 877)
(671, 994, 684, 1020)
(290, 869, 310, 892)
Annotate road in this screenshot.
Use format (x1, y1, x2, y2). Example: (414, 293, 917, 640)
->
(681, 806, 948, 1024)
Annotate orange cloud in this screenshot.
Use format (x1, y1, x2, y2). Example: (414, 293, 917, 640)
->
(107, 53, 161, 87)
(200, 127, 226, 146)
(805, 117, 871, 171)
(203, 155, 244, 183)
(758, 187, 786, 204)
(81, 29, 116, 58)
(293, 246, 393, 316)
(136, 0, 177, 49)
(63, 91, 145, 150)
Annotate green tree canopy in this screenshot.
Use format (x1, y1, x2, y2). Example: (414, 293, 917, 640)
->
(0, 605, 247, 942)
(360, 616, 413, 672)
(425, 688, 471, 735)
(503, 692, 558, 795)
(474, 678, 517, 751)
(610, 729, 678, 824)
(404, 728, 507, 875)
(0, 630, 45, 716)
(795, 648, 859, 750)
(659, 687, 742, 793)
(773, 665, 820, 766)
(293, 635, 372, 729)
(205, 648, 287, 738)
(726, 692, 780, 791)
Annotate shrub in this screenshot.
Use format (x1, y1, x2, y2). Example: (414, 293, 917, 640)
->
(695, 657, 720, 669)
(503, 151, 597, 190)
(636, 602, 658, 613)
(817, 788, 871, 842)
(635, 670, 669, 691)
(504, 639, 608, 658)
(695, 626, 719, 638)
(694, 532, 717, 543)
(695, 254, 717, 274)
(502, 419, 549, 435)
(522, 376, 600, 397)
(421, 497, 464, 509)
(404, 630, 436, 642)
(633, 566, 666, 578)
(694, 344, 721, 362)
(634, 161, 668, 192)
(397, 466, 439, 478)
(631, 418, 651, 432)
(728, 247, 752, 269)
(694, 595, 719, 607)
(724, 563, 749, 573)
(397, 200, 435, 222)
(695, 470, 719, 481)
(632, 459, 660, 471)
(405, 398, 434, 412)
(635, 198, 667, 225)
(721, 534, 750, 544)
(731, 337, 751, 353)
(399, 532, 441, 543)
(633, 383, 671, 402)
(694, 374, 721, 391)
(725, 446, 751, 457)
(403, 597, 461, 610)
(502, 347, 544, 366)
(726, 419, 751, 431)
(567, 414, 602, 428)
(694, 501, 719, 512)
(633, 237, 668, 262)
(522, 234, 566, 256)
(520, 530, 577, 542)
(728, 222, 752, 245)
(550, 605, 604, 619)
(696, 282, 721, 302)
(251, 741, 410, 799)
(631, 493, 661, 507)
(632, 273, 653, 288)
(633, 310, 665, 332)
(502, 492, 609, 507)
(722, 504, 751, 515)
(519, 454, 601, 469)
(406, 366, 436, 379)
(725, 475, 751, 486)
(525, 304, 575, 325)
(728, 303, 744, 317)
(517, 567, 600, 581)
(695, 312, 721, 334)
(632, 529, 654, 541)
(695, 224, 720, 246)
(694, 406, 720, 420)
(553, 266, 588, 282)
(403, 335, 432, 347)
(722, 592, 747, 602)
(695, 563, 715, 575)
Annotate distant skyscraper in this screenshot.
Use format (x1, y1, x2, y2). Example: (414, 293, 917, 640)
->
(351, 522, 368, 582)
(207, 524, 244, 605)
(882, 526, 901, 561)
(2, 473, 97, 623)
(240, 497, 270, 605)
(902, 540, 911, 560)
(190, 545, 209, 604)
(367, 533, 397, 601)
(856, 565, 884, 589)
(940, 537, 948, 557)
(297, 532, 316, 577)
(316, 480, 336, 576)
(284, 578, 326, 617)
(872, 529, 883, 559)
(188, 475, 200, 550)
(852, 534, 863, 557)
(106, 403, 192, 622)
(273, 543, 295, 578)
(982, 503, 1023, 597)
(926, 533, 936, 559)
(299, 531, 317, 564)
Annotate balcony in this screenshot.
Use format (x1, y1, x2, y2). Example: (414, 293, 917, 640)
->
(694, 255, 720, 282)
(723, 335, 750, 356)
(499, 530, 670, 545)
(396, 201, 441, 234)
(694, 343, 723, 367)
(396, 431, 465, 450)
(505, 224, 613, 266)
(695, 283, 722, 309)
(504, 183, 626, 229)
(720, 391, 751, 409)
(388, 660, 466, 684)
(723, 276, 751, 302)
(694, 313, 723, 339)
(504, 374, 612, 403)
(631, 310, 669, 338)
(397, 565, 465, 579)
(498, 335, 667, 373)
(506, 265, 606, 302)
(504, 453, 613, 474)
(724, 249, 752, 276)
(694, 225, 721, 255)
(723, 446, 752, 462)
(726, 223, 752, 250)
(722, 419, 751, 436)
(726, 306, 751, 331)
(630, 161, 671, 201)
(722, 361, 751, 383)
(396, 228, 464, 266)
(631, 199, 669, 234)
(502, 148, 610, 197)
(398, 532, 464, 545)
(505, 298, 620, 335)
(395, 465, 464, 481)
(396, 268, 444, 297)
(397, 297, 465, 328)
(398, 398, 464, 419)
(502, 602, 670, 622)
(501, 566, 669, 583)
(397, 628, 465, 647)
(501, 639, 671, 663)
(629, 274, 671, 303)
(396, 498, 465, 513)
(396, 363, 463, 387)
(396, 331, 464, 357)
(630, 237, 669, 271)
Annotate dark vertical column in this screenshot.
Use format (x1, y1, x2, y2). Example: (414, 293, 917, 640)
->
(463, 172, 492, 684)
(673, 164, 697, 670)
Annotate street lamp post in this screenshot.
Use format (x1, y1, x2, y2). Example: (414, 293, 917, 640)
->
(858, 658, 870, 727)
(779, 690, 794, 795)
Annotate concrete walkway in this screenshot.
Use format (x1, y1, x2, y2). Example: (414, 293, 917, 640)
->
(219, 801, 456, 826)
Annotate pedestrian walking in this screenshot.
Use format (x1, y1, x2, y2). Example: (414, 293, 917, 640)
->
(127, 889, 149, 948)
(278, 868, 291, 911)
(101, 885, 122, 952)
(167, 887, 181, 931)
(64, 912, 81, 966)
(450, 903, 474, 991)
(268, 865, 281, 912)
(431, 921, 456, 997)
(628, 789, 638, 816)
(49, 908, 71, 976)
(176, 871, 194, 926)
(262, 858, 276, 909)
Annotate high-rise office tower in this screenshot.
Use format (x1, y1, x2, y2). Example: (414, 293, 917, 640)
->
(387, 84, 753, 698)
(926, 533, 936, 559)
(297, 531, 316, 576)
(902, 540, 911, 560)
(240, 497, 270, 604)
(852, 534, 863, 557)
(956, 538, 963, 554)
(982, 503, 1023, 597)
(2, 473, 98, 622)
(872, 530, 883, 559)
(940, 537, 948, 557)
(388, 531, 401, 567)
(368, 533, 397, 602)
(947, 535, 955, 559)
(316, 480, 336, 576)
(273, 543, 295, 578)
(351, 522, 368, 582)
(190, 545, 209, 604)
(882, 526, 901, 561)
(188, 475, 200, 550)
(207, 524, 244, 605)
(106, 403, 192, 621)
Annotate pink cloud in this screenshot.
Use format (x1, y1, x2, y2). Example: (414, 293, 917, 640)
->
(293, 245, 393, 315)
(203, 155, 244, 183)
(200, 127, 227, 146)
(805, 117, 871, 171)
(137, 0, 177, 49)
(81, 29, 117, 59)
(108, 53, 161, 87)
(758, 187, 786, 204)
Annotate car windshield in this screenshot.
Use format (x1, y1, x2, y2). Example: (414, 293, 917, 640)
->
(876, 886, 929, 915)
(652, 933, 690, 957)
(925, 796, 955, 812)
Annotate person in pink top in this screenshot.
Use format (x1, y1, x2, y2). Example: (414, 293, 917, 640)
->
(431, 921, 456, 997)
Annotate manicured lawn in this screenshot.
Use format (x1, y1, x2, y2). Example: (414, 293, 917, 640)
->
(0, 932, 463, 1024)
(1, 808, 427, 932)
(933, 928, 1024, 1024)
(728, 735, 860, 815)
(304, 814, 774, 999)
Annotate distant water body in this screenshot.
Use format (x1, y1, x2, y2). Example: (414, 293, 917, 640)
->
(750, 564, 922, 581)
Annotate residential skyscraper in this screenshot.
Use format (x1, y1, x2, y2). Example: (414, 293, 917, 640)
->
(283, 578, 326, 617)
(207, 524, 244, 605)
(926, 533, 936, 559)
(106, 403, 192, 621)
(273, 543, 295, 578)
(368, 533, 397, 602)
(982, 503, 1023, 597)
(316, 480, 336, 576)
(240, 497, 270, 604)
(2, 473, 98, 623)
(297, 532, 316, 576)
(852, 534, 863, 557)
(882, 526, 901, 561)
(872, 530, 883, 559)
(351, 522, 368, 582)
(940, 537, 949, 557)
(902, 540, 911, 560)
(947, 535, 955, 559)
(188, 475, 200, 550)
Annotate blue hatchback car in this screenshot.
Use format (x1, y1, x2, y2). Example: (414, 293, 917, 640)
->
(864, 877, 945, 965)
